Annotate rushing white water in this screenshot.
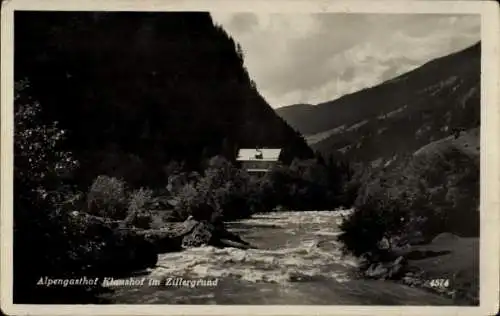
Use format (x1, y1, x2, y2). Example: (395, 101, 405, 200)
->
(102, 210, 454, 305)
(148, 210, 357, 284)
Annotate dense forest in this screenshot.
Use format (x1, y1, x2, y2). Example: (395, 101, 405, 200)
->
(15, 11, 313, 189)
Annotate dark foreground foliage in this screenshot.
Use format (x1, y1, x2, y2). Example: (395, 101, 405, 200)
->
(14, 81, 122, 303)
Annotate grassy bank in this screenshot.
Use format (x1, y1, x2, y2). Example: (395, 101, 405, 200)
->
(397, 234, 479, 305)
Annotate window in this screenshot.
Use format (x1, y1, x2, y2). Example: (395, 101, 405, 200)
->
(242, 161, 275, 170)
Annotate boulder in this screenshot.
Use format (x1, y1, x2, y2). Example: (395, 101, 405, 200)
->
(364, 256, 407, 280)
(181, 221, 214, 248)
(387, 263, 403, 279)
(128, 218, 254, 252)
(393, 255, 406, 266)
(217, 238, 255, 250)
(402, 275, 422, 287)
(365, 263, 388, 279)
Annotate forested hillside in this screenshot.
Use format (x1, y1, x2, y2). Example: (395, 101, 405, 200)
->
(276, 43, 480, 165)
(15, 11, 312, 189)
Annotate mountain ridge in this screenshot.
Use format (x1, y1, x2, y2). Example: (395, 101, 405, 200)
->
(276, 42, 480, 164)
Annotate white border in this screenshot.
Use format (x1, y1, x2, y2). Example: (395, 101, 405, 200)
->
(1, 1, 499, 315)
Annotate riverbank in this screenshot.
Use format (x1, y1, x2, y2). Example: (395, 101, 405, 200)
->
(361, 233, 479, 305)
(400, 234, 479, 305)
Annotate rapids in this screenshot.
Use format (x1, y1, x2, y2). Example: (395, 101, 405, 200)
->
(100, 210, 454, 305)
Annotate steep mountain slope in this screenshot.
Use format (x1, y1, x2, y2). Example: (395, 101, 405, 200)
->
(273, 103, 315, 133)
(414, 128, 479, 161)
(277, 43, 480, 164)
(15, 11, 312, 188)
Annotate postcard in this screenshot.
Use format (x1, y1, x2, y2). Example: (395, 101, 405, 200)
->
(1, 0, 499, 315)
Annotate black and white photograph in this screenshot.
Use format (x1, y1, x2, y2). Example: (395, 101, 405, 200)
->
(1, 0, 499, 315)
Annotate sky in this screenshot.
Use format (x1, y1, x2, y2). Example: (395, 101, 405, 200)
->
(210, 13, 480, 109)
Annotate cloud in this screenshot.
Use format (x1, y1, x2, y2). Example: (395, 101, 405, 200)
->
(225, 13, 259, 34)
(211, 13, 480, 108)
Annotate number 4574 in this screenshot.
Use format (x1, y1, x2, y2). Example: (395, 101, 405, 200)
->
(429, 279, 450, 288)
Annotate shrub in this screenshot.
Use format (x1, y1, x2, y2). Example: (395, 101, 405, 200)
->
(174, 182, 216, 221)
(339, 163, 372, 207)
(14, 80, 79, 200)
(266, 157, 351, 211)
(339, 145, 479, 262)
(206, 157, 252, 220)
(13, 80, 100, 303)
(172, 156, 257, 221)
(171, 154, 357, 220)
(166, 169, 200, 196)
(87, 175, 128, 219)
(124, 188, 154, 229)
(246, 174, 277, 213)
(338, 172, 419, 262)
(410, 147, 479, 238)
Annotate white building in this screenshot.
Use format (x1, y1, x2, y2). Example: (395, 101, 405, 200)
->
(236, 148, 282, 176)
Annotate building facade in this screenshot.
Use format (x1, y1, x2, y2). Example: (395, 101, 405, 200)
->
(236, 148, 282, 176)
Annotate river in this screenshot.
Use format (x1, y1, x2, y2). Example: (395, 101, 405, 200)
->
(100, 210, 454, 305)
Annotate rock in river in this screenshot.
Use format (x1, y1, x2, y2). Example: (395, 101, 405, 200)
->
(74, 212, 254, 278)
(364, 256, 407, 280)
(125, 218, 255, 253)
